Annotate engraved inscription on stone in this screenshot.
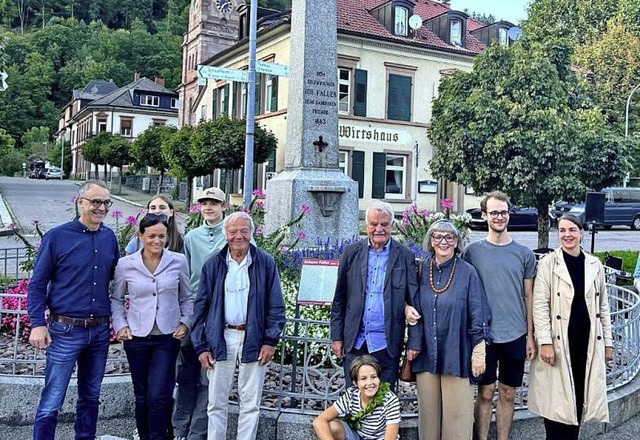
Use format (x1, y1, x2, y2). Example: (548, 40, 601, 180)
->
(304, 71, 337, 126)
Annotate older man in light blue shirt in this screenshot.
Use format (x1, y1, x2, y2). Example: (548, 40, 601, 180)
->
(330, 201, 419, 390)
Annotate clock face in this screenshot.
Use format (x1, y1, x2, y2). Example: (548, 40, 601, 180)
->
(215, 0, 232, 13)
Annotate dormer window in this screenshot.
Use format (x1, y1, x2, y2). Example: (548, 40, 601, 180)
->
(450, 19, 462, 46)
(498, 27, 509, 46)
(395, 6, 408, 36)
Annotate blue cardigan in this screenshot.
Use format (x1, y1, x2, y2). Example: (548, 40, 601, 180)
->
(190, 243, 286, 363)
(407, 254, 492, 379)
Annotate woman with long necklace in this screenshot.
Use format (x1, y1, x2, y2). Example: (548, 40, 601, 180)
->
(405, 219, 491, 440)
(528, 214, 613, 439)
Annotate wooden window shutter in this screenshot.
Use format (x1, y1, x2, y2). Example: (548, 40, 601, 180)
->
(352, 150, 365, 199)
(372, 152, 386, 199)
(270, 76, 278, 112)
(387, 74, 411, 121)
(354, 69, 368, 117)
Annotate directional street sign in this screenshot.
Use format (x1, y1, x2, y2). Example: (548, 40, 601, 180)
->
(256, 61, 289, 77)
(0, 71, 7, 92)
(197, 65, 248, 82)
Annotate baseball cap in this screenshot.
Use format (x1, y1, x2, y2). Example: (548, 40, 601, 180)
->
(197, 187, 225, 203)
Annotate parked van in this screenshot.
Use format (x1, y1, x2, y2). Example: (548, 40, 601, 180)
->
(566, 187, 640, 230)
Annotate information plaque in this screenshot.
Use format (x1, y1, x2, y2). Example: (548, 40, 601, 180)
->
(297, 259, 340, 305)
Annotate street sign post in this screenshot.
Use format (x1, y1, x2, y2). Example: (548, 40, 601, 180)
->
(0, 71, 7, 92)
(197, 65, 248, 82)
(256, 61, 289, 77)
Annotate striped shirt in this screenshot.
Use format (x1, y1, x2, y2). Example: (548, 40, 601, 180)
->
(334, 386, 400, 440)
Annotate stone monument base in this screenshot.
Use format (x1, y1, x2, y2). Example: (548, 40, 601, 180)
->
(265, 168, 359, 246)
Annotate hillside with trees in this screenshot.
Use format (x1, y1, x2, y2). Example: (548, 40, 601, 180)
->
(0, 0, 291, 173)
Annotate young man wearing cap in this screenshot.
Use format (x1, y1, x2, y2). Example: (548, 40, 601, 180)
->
(172, 187, 227, 440)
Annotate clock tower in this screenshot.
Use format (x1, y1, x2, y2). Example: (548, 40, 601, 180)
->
(178, 0, 241, 127)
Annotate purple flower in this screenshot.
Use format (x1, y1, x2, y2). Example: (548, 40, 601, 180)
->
(255, 226, 265, 236)
(71, 195, 80, 202)
(111, 210, 123, 219)
(440, 198, 454, 211)
(189, 203, 201, 213)
(32, 220, 40, 226)
(300, 204, 312, 215)
(255, 200, 265, 209)
(252, 189, 266, 198)
(125, 216, 137, 226)
(295, 231, 306, 240)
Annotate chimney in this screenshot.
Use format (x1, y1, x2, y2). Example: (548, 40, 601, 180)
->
(155, 77, 165, 87)
(134, 71, 141, 81)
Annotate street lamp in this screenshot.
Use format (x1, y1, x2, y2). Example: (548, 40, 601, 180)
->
(625, 83, 640, 138)
(623, 83, 640, 187)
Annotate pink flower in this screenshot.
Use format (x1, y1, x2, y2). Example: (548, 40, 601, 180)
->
(111, 210, 123, 219)
(252, 189, 266, 198)
(295, 231, 306, 240)
(189, 203, 201, 213)
(125, 216, 137, 226)
(71, 195, 80, 202)
(300, 204, 312, 214)
(255, 200, 265, 209)
(255, 226, 265, 236)
(440, 198, 454, 211)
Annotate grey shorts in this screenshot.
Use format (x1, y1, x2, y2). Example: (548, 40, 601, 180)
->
(338, 420, 362, 440)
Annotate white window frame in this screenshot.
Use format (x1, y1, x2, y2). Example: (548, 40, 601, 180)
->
(498, 27, 508, 46)
(170, 97, 179, 109)
(200, 104, 207, 121)
(450, 19, 462, 46)
(241, 83, 248, 118)
(140, 94, 160, 107)
(394, 6, 408, 36)
(264, 75, 274, 114)
(120, 119, 133, 137)
(97, 120, 107, 133)
(338, 150, 349, 176)
(384, 154, 407, 199)
(338, 68, 351, 115)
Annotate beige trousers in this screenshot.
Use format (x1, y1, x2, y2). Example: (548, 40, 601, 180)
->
(416, 372, 474, 440)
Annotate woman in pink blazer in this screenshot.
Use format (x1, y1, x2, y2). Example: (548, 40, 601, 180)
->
(112, 213, 193, 440)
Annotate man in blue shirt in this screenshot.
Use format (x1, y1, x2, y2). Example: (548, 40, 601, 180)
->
(28, 180, 119, 440)
(330, 201, 418, 390)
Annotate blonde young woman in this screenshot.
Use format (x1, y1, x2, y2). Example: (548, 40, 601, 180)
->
(529, 214, 613, 440)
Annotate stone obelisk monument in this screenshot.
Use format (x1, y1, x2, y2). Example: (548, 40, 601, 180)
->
(265, 0, 359, 245)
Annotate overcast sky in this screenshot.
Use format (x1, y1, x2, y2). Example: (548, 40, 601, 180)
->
(448, 0, 530, 24)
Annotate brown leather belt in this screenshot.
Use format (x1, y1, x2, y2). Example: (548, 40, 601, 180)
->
(225, 324, 246, 331)
(50, 314, 110, 328)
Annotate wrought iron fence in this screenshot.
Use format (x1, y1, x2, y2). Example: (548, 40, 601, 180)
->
(0, 247, 29, 282)
(1, 278, 638, 417)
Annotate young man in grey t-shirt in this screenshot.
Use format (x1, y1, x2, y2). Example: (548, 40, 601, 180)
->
(463, 191, 537, 440)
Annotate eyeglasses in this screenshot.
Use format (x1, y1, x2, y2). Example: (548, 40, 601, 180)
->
(431, 233, 457, 243)
(487, 210, 509, 218)
(81, 197, 113, 208)
(143, 213, 168, 223)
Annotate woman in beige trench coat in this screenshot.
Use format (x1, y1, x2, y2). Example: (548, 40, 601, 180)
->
(529, 214, 613, 440)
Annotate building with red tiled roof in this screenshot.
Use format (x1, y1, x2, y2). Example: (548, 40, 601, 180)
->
(185, 0, 516, 212)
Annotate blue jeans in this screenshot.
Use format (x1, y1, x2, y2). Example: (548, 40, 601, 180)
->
(172, 341, 209, 439)
(344, 343, 400, 392)
(124, 334, 181, 440)
(33, 321, 110, 440)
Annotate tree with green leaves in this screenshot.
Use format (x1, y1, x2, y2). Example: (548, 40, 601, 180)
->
(82, 131, 110, 180)
(190, 117, 277, 198)
(130, 124, 176, 194)
(21, 126, 50, 158)
(101, 135, 131, 194)
(162, 124, 204, 205)
(0, 128, 16, 162)
(46, 139, 72, 177)
(428, 39, 631, 248)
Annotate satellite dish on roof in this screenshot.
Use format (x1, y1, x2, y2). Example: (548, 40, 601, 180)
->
(508, 26, 522, 41)
(409, 14, 423, 31)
